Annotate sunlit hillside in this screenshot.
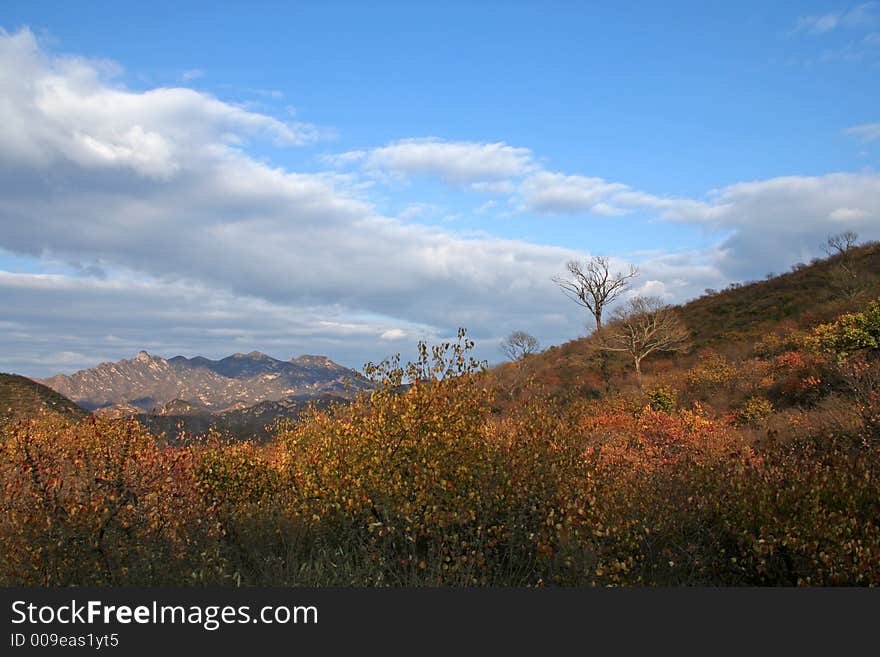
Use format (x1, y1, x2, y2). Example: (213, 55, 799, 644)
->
(2, 246, 879, 586)
(0, 374, 88, 426)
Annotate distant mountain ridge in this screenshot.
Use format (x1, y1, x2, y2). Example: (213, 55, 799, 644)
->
(136, 393, 345, 442)
(39, 350, 368, 414)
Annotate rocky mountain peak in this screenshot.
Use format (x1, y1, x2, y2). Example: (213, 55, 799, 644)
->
(291, 355, 341, 369)
(38, 349, 370, 414)
(230, 351, 269, 359)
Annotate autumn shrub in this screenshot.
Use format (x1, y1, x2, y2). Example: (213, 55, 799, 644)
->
(684, 350, 737, 389)
(646, 385, 677, 412)
(808, 298, 880, 357)
(834, 356, 880, 443)
(734, 396, 775, 427)
(768, 350, 836, 408)
(690, 440, 880, 585)
(270, 331, 596, 585)
(680, 350, 744, 412)
(753, 329, 806, 358)
(577, 426, 880, 585)
(0, 416, 222, 586)
(3, 322, 880, 586)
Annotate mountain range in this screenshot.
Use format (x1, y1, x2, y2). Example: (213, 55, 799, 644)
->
(39, 350, 368, 414)
(32, 350, 369, 438)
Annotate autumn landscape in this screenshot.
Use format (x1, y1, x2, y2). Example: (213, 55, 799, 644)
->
(2, 4, 880, 589)
(2, 238, 879, 586)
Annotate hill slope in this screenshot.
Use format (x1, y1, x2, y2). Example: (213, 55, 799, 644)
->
(679, 240, 880, 349)
(0, 373, 89, 424)
(495, 241, 880, 399)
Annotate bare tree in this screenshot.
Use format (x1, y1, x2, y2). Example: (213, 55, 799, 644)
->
(822, 231, 867, 299)
(500, 331, 540, 362)
(597, 296, 690, 382)
(552, 256, 638, 332)
(822, 231, 859, 258)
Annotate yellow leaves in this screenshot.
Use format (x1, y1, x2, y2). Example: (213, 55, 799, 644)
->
(4, 331, 880, 587)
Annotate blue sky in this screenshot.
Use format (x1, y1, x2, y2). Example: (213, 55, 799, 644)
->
(1, 1, 879, 376)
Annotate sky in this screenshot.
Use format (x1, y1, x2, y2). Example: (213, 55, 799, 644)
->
(1, 1, 879, 377)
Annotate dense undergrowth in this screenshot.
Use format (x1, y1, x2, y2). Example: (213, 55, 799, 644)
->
(3, 297, 880, 587)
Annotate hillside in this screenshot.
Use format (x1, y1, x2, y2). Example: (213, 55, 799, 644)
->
(495, 241, 880, 401)
(137, 393, 347, 442)
(3, 243, 880, 587)
(680, 241, 880, 349)
(0, 373, 89, 425)
(4, 289, 878, 586)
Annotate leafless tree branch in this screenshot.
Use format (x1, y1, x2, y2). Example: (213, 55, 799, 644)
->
(552, 256, 638, 331)
(596, 295, 690, 382)
(500, 331, 540, 362)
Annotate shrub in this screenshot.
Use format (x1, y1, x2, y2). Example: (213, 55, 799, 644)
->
(646, 385, 677, 412)
(684, 350, 736, 389)
(3, 324, 880, 586)
(0, 416, 222, 585)
(809, 299, 880, 357)
(734, 397, 775, 427)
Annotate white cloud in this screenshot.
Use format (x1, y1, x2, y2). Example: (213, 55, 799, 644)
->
(380, 329, 407, 340)
(348, 137, 535, 183)
(794, 3, 879, 35)
(683, 173, 880, 228)
(475, 200, 497, 215)
(795, 13, 841, 35)
(0, 29, 598, 375)
(321, 149, 367, 168)
(517, 172, 628, 215)
(846, 122, 880, 142)
(397, 203, 436, 220)
(471, 180, 516, 195)
(2, 27, 878, 378)
(830, 206, 870, 221)
(0, 269, 445, 375)
(0, 27, 319, 182)
(656, 173, 880, 279)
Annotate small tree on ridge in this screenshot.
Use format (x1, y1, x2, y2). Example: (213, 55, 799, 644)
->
(597, 295, 690, 383)
(552, 256, 638, 332)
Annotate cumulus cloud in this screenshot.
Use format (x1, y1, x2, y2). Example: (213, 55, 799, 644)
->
(0, 269, 440, 375)
(516, 168, 880, 281)
(0, 29, 320, 184)
(471, 180, 516, 195)
(658, 173, 880, 279)
(347, 137, 536, 183)
(0, 28, 597, 374)
(2, 27, 878, 378)
(517, 172, 628, 215)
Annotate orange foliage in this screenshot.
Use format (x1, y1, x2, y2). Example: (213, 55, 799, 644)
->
(1, 326, 879, 586)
